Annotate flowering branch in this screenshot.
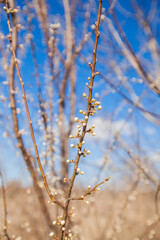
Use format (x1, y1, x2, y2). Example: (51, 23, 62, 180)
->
(70, 177, 110, 201)
(59, 1, 103, 239)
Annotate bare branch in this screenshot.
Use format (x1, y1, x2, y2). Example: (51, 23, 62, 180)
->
(0, 169, 11, 240)
(4, 0, 63, 209)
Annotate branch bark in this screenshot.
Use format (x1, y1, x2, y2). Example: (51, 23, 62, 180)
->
(59, 1, 102, 239)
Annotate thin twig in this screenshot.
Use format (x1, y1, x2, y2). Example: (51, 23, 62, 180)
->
(33, 0, 56, 172)
(70, 177, 110, 201)
(155, 181, 160, 216)
(3, 0, 57, 232)
(4, 0, 63, 209)
(77, 52, 160, 123)
(108, 6, 160, 95)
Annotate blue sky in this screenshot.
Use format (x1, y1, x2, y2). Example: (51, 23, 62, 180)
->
(0, 0, 160, 188)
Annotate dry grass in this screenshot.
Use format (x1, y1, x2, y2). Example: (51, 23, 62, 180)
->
(0, 182, 160, 240)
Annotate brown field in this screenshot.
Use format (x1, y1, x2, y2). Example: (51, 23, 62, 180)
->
(0, 182, 160, 240)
